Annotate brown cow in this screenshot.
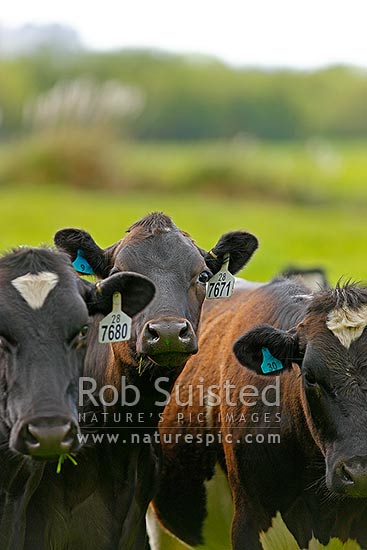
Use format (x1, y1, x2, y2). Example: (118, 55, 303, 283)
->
(153, 278, 367, 549)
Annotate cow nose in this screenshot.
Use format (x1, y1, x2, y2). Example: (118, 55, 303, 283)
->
(20, 418, 78, 457)
(147, 320, 191, 344)
(334, 459, 367, 496)
(140, 317, 198, 366)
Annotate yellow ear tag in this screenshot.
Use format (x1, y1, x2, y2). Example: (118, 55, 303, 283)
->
(98, 292, 132, 344)
(206, 253, 235, 299)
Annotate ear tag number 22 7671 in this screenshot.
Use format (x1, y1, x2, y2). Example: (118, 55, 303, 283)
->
(98, 292, 132, 344)
(206, 254, 235, 299)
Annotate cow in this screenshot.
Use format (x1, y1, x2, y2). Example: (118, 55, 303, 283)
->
(54, 212, 259, 549)
(280, 265, 329, 292)
(152, 278, 367, 550)
(0, 246, 155, 549)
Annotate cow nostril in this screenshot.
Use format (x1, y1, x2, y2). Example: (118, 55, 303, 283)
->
(179, 322, 190, 339)
(61, 424, 74, 445)
(339, 463, 354, 485)
(25, 426, 40, 448)
(147, 324, 160, 341)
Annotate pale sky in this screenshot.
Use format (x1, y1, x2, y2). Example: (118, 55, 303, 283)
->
(1, 0, 366, 69)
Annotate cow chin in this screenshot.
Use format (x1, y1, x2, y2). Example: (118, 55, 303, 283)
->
(147, 352, 193, 369)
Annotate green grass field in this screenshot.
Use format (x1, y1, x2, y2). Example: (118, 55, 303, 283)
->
(0, 183, 365, 285)
(0, 139, 366, 549)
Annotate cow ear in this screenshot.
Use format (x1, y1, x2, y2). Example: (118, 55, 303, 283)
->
(54, 228, 115, 278)
(204, 231, 258, 275)
(81, 272, 155, 317)
(233, 324, 303, 375)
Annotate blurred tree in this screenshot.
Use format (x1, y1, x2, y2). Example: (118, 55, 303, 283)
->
(0, 59, 35, 138)
(1, 49, 367, 141)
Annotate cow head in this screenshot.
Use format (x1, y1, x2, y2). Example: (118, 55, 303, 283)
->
(233, 283, 367, 498)
(280, 266, 329, 292)
(0, 248, 154, 459)
(55, 213, 258, 371)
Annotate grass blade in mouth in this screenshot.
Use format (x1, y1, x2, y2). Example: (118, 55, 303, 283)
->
(56, 453, 78, 474)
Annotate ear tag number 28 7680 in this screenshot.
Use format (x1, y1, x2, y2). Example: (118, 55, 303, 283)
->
(98, 292, 132, 344)
(206, 254, 235, 299)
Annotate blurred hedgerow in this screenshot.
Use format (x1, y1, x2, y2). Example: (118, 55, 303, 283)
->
(1, 129, 124, 189)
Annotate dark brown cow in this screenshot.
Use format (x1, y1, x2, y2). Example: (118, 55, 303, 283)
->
(153, 278, 367, 549)
(55, 212, 258, 549)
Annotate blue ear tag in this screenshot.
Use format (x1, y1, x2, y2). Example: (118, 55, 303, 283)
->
(260, 347, 284, 374)
(72, 249, 94, 275)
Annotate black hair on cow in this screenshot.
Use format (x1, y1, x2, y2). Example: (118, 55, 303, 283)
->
(54, 228, 109, 277)
(233, 323, 302, 374)
(86, 272, 155, 317)
(0, 246, 71, 274)
(126, 212, 177, 234)
(307, 281, 367, 316)
(55, 216, 259, 281)
(204, 231, 258, 275)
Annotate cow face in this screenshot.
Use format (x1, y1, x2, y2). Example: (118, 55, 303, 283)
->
(55, 213, 258, 370)
(233, 284, 367, 498)
(0, 248, 155, 460)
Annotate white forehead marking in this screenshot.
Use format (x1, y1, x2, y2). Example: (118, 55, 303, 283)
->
(326, 304, 367, 349)
(11, 271, 59, 310)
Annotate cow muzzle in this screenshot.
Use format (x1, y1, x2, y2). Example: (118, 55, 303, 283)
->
(13, 416, 80, 458)
(139, 317, 198, 367)
(329, 456, 367, 497)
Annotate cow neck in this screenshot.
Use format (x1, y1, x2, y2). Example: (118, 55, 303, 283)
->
(83, 320, 185, 427)
(109, 340, 183, 421)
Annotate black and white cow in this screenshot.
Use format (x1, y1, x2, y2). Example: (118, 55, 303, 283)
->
(0, 246, 155, 549)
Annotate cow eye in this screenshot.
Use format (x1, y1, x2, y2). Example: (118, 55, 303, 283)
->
(304, 372, 318, 386)
(197, 271, 211, 284)
(79, 325, 89, 339)
(70, 325, 89, 347)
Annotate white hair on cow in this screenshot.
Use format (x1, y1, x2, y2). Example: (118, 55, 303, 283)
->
(326, 304, 367, 349)
(11, 271, 59, 310)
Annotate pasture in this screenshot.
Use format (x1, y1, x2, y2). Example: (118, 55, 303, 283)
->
(0, 170, 366, 548)
(0, 182, 366, 284)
